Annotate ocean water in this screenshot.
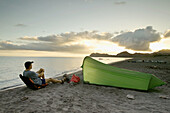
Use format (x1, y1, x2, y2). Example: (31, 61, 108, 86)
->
(0, 56, 130, 90)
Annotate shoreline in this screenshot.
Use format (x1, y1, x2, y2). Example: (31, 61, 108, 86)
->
(0, 56, 170, 113)
(0, 67, 82, 91)
(0, 70, 83, 92)
(0, 57, 128, 91)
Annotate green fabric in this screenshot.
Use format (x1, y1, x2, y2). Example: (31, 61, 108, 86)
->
(82, 56, 166, 90)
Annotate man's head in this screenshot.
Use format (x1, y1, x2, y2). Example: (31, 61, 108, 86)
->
(24, 61, 34, 69)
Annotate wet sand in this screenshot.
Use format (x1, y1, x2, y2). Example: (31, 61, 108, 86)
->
(0, 56, 170, 113)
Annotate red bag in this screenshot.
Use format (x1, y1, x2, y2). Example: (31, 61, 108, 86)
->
(70, 74, 80, 83)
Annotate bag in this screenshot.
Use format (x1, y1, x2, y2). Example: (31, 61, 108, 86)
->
(70, 74, 80, 83)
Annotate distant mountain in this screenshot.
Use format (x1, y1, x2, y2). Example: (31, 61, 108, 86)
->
(89, 49, 170, 57)
(116, 51, 132, 57)
(89, 53, 115, 57)
(153, 49, 170, 56)
(117, 51, 151, 57)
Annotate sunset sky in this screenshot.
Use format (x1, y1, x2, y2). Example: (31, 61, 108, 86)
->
(0, 0, 170, 57)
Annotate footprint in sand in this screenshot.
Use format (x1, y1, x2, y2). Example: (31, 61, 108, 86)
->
(47, 98, 53, 105)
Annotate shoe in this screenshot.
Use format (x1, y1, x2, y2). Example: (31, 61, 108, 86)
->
(63, 74, 70, 83)
(61, 80, 64, 84)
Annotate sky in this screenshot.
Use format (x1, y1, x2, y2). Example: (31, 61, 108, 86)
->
(0, 0, 170, 57)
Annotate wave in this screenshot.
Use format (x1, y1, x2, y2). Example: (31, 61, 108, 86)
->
(0, 78, 19, 84)
(0, 84, 24, 91)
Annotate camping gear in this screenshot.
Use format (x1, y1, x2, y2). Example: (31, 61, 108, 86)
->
(19, 74, 48, 90)
(81, 56, 166, 91)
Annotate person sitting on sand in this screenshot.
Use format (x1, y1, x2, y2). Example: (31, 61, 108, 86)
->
(23, 61, 68, 85)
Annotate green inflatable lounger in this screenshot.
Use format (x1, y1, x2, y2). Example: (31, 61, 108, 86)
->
(81, 56, 166, 91)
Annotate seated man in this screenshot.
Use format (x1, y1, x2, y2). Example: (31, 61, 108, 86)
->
(23, 61, 67, 85)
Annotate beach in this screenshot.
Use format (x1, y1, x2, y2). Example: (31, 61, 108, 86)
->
(0, 56, 170, 113)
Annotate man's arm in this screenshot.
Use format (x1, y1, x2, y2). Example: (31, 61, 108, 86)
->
(37, 72, 44, 78)
(36, 68, 44, 74)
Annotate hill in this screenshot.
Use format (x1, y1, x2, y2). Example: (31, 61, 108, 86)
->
(89, 49, 170, 57)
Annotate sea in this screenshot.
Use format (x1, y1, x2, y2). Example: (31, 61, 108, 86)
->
(0, 56, 130, 90)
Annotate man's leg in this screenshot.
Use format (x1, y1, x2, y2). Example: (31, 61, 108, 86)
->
(44, 74, 68, 84)
(45, 78, 63, 84)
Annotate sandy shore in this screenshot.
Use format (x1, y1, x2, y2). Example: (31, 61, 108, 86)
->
(0, 56, 170, 113)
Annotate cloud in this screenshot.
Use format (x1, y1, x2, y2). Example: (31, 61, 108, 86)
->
(19, 36, 38, 41)
(19, 31, 113, 44)
(114, 1, 126, 5)
(112, 26, 161, 51)
(0, 41, 90, 53)
(0, 31, 113, 54)
(164, 30, 170, 38)
(0, 27, 167, 53)
(14, 24, 27, 27)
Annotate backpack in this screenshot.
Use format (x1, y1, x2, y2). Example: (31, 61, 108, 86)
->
(70, 74, 80, 83)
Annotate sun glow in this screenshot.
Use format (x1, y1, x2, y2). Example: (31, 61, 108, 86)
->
(81, 38, 170, 54)
(81, 40, 94, 47)
(68, 39, 125, 55)
(150, 42, 165, 52)
(92, 41, 125, 54)
(65, 38, 170, 55)
(150, 38, 170, 52)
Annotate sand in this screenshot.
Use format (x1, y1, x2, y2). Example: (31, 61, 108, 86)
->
(0, 56, 170, 113)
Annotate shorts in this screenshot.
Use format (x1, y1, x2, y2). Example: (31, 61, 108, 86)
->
(41, 79, 46, 84)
